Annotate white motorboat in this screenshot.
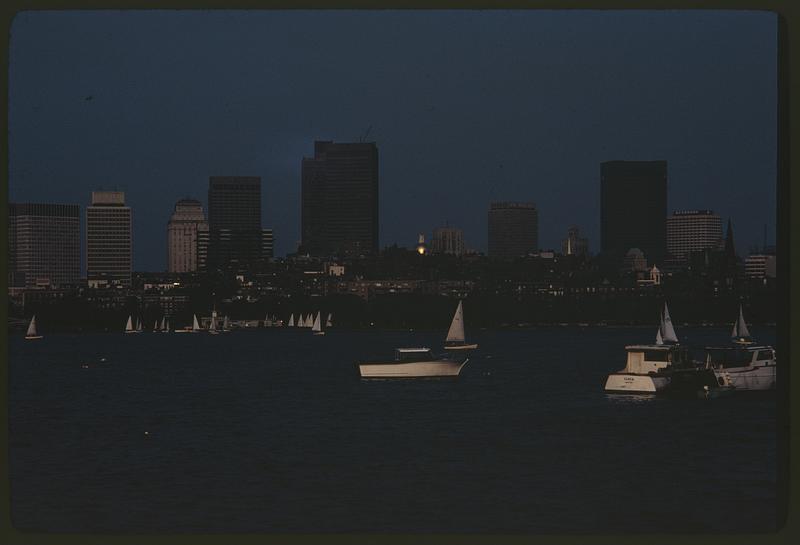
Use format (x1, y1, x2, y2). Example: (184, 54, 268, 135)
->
(358, 348, 468, 379)
(25, 315, 43, 340)
(705, 306, 776, 391)
(604, 302, 685, 393)
(443, 300, 478, 350)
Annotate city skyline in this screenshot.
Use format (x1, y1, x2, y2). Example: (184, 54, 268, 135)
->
(8, 10, 777, 270)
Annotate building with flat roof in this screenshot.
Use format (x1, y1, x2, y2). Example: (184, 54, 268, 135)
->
(207, 176, 267, 269)
(488, 202, 538, 260)
(600, 160, 667, 264)
(167, 198, 208, 273)
(301, 141, 379, 257)
(561, 225, 589, 257)
(666, 210, 723, 261)
(9, 202, 81, 288)
(431, 226, 465, 256)
(86, 191, 131, 287)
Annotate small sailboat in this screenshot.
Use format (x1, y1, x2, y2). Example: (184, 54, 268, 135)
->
(326, 313, 333, 328)
(298, 315, 306, 327)
(222, 315, 231, 333)
(192, 314, 201, 333)
(209, 308, 220, 335)
(136, 318, 143, 333)
(288, 313, 295, 327)
(731, 304, 753, 345)
(312, 311, 325, 336)
(162, 317, 169, 333)
(443, 301, 478, 350)
(25, 315, 43, 340)
(124, 315, 136, 334)
(153, 320, 160, 332)
(304, 313, 312, 328)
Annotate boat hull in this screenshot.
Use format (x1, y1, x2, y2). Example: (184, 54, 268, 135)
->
(714, 366, 775, 391)
(24, 335, 43, 340)
(359, 358, 467, 378)
(604, 373, 670, 393)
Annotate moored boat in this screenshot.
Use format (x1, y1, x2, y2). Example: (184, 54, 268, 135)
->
(443, 300, 478, 351)
(358, 348, 468, 378)
(24, 315, 43, 340)
(312, 311, 325, 336)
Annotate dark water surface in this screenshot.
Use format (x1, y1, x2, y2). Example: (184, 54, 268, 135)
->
(9, 327, 777, 533)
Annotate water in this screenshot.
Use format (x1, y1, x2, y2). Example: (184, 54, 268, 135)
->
(9, 327, 778, 533)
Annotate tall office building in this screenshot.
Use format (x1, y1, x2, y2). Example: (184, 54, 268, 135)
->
(600, 160, 667, 265)
(301, 140, 379, 257)
(8, 203, 81, 288)
(206, 176, 265, 269)
(561, 225, 589, 257)
(488, 202, 538, 260)
(666, 210, 723, 261)
(431, 226, 465, 256)
(167, 198, 208, 273)
(86, 191, 132, 287)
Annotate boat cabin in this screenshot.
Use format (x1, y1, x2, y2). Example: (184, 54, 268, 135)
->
(394, 348, 433, 362)
(623, 344, 691, 375)
(705, 346, 775, 369)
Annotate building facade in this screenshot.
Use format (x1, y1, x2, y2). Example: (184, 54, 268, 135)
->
(561, 225, 589, 257)
(206, 176, 266, 269)
(600, 160, 667, 264)
(301, 140, 379, 257)
(167, 198, 208, 273)
(86, 191, 132, 287)
(8, 203, 81, 288)
(488, 202, 538, 260)
(666, 210, 723, 261)
(431, 226, 465, 256)
(745, 254, 777, 279)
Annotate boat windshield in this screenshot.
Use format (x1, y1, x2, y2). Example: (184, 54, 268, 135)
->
(395, 349, 432, 361)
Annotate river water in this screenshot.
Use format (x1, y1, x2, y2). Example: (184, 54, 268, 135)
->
(9, 326, 778, 533)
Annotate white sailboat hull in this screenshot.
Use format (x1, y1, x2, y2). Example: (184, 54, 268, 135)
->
(24, 335, 43, 340)
(359, 358, 467, 378)
(604, 373, 671, 393)
(714, 365, 775, 391)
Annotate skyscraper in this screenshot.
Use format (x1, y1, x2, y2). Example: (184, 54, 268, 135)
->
(8, 203, 81, 288)
(301, 140, 379, 257)
(487, 202, 538, 260)
(600, 160, 667, 265)
(86, 191, 132, 287)
(206, 176, 265, 269)
(431, 226, 465, 256)
(167, 198, 208, 273)
(666, 210, 723, 261)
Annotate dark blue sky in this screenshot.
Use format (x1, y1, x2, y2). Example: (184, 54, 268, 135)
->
(9, 10, 777, 271)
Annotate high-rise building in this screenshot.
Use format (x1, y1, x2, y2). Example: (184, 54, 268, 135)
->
(206, 176, 266, 269)
(167, 198, 208, 273)
(487, 202, 538, 260)
(86, 191, 132, 287)
(431, 226, 465, 256)
(666, 210, 723, 261)
(561, 225, 589, 257)
(301, 141, 379, 257)
(8, 203, 81, 288)
(600, 160, 667, 265)
(745, 253, 777, 279)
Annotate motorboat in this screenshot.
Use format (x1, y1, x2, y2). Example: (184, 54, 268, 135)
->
(358, 348, 468, 379)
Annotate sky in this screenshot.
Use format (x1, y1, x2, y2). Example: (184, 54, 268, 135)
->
(8, 10, 777, 271)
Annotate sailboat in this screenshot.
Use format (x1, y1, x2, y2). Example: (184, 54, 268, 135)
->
(153, 320, 160, 332)
(326, 313, 333, 328)
(312, 311, 325, 336)
(655, 302, 679, 344)
(209, 308, 220, 335)
(136, 318, 143, 333)
(703, 305, 776, 391)
(162, 317, 169, 333)
(25, 315, 43, 340)
(305, 313, 313, 328)
(192, 314, 201, 333)
(443, 301, 478, 350)
(222, 315, 231, 333)
(288, 314, 295, 327)
(124, 315, 136, 334)
(298, 315, 306, 327)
